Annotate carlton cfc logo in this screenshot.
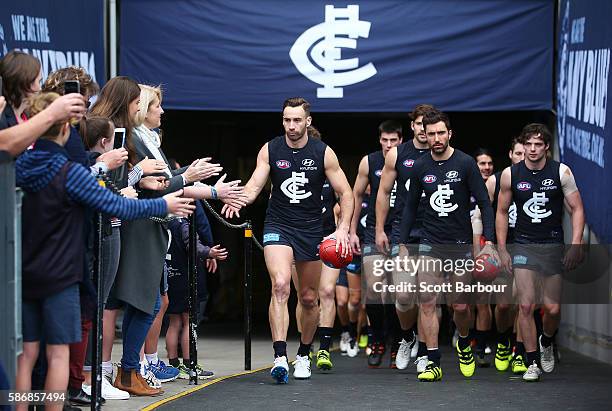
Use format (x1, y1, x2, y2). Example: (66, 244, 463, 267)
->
(517, 182, 532, 191)
(423, 175, 437, 184)
(403, 159, 415, 167)
(276, 160, 291, 169)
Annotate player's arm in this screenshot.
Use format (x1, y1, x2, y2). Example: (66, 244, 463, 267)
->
(222, 143, 270, 218)
(468, 160, 495, 244)
(348, 155, 369, 253)
(496, 167, 513, 272)
(472, 206, 483, 256)
(325, 146, 354, 256)
(398, 164, 422, 244)
(375, 147, 398, 253)
(560, 164, 585, 270)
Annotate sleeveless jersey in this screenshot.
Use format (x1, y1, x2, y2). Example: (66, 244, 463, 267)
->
(511, 160, 564, 243)
(393, 140, 428, 232)
(365, 151, 394, 233)
(492, 170, 517, 241)
(321, 179, 336, 233)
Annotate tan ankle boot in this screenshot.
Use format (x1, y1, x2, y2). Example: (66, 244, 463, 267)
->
(114, 367, 162, 396)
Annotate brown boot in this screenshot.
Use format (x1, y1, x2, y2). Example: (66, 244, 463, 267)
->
(114, 367, 163, 396)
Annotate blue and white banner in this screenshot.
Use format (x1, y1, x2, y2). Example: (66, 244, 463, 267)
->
(0, 0, 105, 84)
(120, 0, 552, 112)
(557, 0, 612, 242)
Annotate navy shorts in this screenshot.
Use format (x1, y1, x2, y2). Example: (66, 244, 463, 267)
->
(22, 283, 81, 344)
(336, 268, 349, 287)
(512, 242, 564, 276)
(263, 222, 322, 261)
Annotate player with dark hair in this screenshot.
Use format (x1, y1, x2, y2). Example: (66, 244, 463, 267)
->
(496, 123, 584, 382)
(223, 97, 353, 383)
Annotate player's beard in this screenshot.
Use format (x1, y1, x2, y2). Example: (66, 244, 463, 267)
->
(432, 140, 449, 154)
(287, 126, 307, 142)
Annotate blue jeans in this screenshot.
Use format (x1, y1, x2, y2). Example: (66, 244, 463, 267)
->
(120, 293, 161, 370)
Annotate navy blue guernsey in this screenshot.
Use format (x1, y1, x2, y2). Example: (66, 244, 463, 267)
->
(393, 141, 428, 239)
(401, 149, 494, 244)
(265, 136, 327, 228)
(365, 151, 394, 235)
(511, 160, 564, 244)
(321, 179, 336, 234)
(492, 170, 517, 242)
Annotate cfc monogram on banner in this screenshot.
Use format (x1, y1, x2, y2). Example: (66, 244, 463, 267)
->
(281, 172, 312, 204)
(290, 5, 377, 98)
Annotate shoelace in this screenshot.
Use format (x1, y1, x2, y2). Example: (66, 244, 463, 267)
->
(318, 351, 330, 361)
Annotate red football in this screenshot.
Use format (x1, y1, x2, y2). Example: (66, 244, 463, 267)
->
(473, 253, 501, 281)
(319, 238, 353, 269)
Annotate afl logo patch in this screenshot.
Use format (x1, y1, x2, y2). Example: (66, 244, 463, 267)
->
(302, 158, 315, 167)
(375, 169, 382, 177)
(276, 160, 291, 169)
(403, 159, 415, 167)
(541, 178, 554, 186)
(517, 182, 532, 191)
(423, 175, 437, 184)
(446, 170, 458, 179)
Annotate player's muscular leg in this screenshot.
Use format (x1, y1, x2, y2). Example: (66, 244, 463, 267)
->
(542, 274, 562, 338)
(296, 260, 322, 344)
(265, 245, 295, 341)
(319, 265, 340, 327)
(514, 268, 538, 352)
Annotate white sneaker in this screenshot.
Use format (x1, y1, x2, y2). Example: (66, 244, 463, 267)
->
(293, 355, 311, 379)
(339, 331, 350, 354)
(347, 339, 359, 358)
(539, 335, 555, 373)
(143, 369, 162, 389)
(82, 378, 130, 400)
(522, 361, 542, 382)
(396, 339, 412, 370)
(415, 356, 428, 373)
(410, 340, 419, 359)
(270, 356, 289, 384)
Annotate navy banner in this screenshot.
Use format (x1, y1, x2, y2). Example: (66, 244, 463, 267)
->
(557, 0, 611, 242)
(0, 0, 105, 84)
(120, 0, 553, 112)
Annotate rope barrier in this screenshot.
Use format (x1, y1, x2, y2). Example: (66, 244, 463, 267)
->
(200, 199, 265, 252)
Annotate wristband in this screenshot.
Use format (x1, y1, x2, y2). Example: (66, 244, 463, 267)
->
(211, 186, 218, 200)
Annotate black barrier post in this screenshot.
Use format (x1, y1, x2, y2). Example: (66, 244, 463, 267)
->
(188, 213, 199, 385)
(91, 178, 104, 411)
(244, 220, 253, 371)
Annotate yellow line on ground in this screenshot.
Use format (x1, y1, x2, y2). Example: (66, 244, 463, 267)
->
(141, 365, 269, 411)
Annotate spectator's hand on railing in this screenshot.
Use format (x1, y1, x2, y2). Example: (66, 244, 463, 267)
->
(98, 148, 128, 170)
(209, 244, 228, 260)
(120, 186, 138, 199)
(139, 175, 168, 191)
(183, 157, 222, 183)
(138, 156, 167, 175)
(163, 190, 195, 217)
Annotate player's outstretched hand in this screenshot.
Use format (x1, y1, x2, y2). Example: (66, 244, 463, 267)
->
(375, 230, 389, 255)
(222, 203, 242, 219)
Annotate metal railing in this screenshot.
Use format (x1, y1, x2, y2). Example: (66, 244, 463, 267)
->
(0, 151, 22, 388)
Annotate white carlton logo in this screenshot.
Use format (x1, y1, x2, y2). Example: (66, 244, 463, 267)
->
(290, 5, 377, 98)
(430, 184, 458, 217)
(509, 203, 517, 228)
(523, 192, 551, 223)
(281, 172, 312, 203)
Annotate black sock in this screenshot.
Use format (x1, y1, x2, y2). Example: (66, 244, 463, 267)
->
(458, 333, 471, 350)
(366, 304, 385, 343)
(183, 358, 192, 367)
(516, 341, 526, 357)
(273, 340, 287, 358)
(497, 327, 512, 346)
(475, 329, 487, 351)
(349, 321, 358, 339)
(526, 350, 540, 367)
(169, 358, 180, 368)
(427, 348, 441, 366)
(297, 341, 312, 357)
(417, 340, 428, 357)
(510, 332, 517, 350)
(341, 324, 349, 333)
(318, 327, 333, 351)
(402, 328, 416, 344)
(360, 325, 368, 336)
(540, 332, 554, 348)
